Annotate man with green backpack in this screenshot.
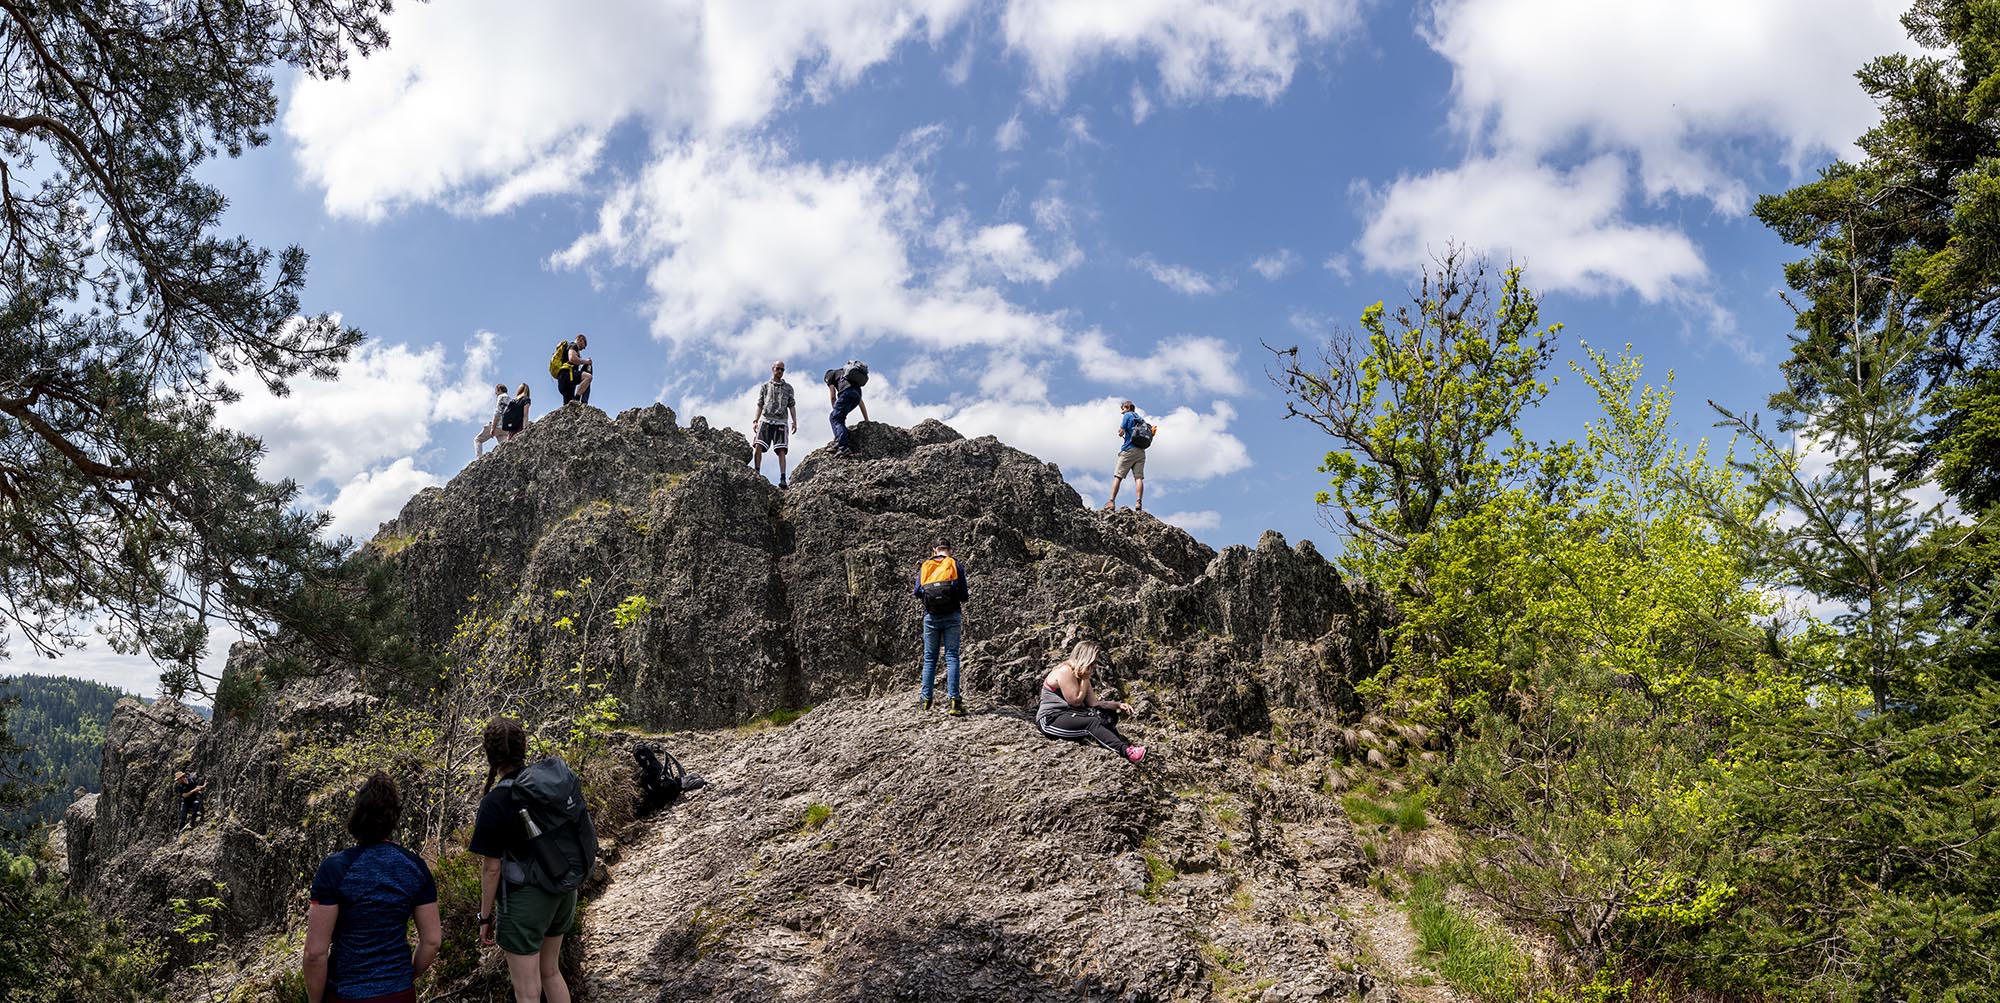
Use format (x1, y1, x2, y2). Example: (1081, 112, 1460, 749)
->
(470, 717, 598, 1003)
(548, 334, 594, 407)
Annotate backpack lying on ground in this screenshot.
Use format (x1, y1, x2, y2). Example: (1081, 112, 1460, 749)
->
(1129, 416, 1157, 449)
(633, 742, 707, 814)
(495, 756, 598, 893)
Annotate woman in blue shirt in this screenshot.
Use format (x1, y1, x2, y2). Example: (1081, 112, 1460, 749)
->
(302, 772, 442, 1003)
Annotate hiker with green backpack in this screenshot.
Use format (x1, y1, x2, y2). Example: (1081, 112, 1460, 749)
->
(470, 717, 598, 1003)
(1104, 400, 1157, 512)
(548, 334, 593, 407)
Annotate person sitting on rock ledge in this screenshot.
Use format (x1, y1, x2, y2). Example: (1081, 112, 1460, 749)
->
(1035, 641, 1145, 763)
(549, 333, 593, 407)
(475, 383, 509, 456)
(914, 540, 971, 716)
(174, 769, 206, 831)
(303, 772, 441, 1003)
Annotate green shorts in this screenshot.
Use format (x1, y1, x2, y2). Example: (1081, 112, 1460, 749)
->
(497, 883, 577, 956)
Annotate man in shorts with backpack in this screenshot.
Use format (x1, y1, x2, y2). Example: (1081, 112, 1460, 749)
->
(749, 360, 799, 487)
(549, 333, 593, 407)
(1105, 400, 1156, 512)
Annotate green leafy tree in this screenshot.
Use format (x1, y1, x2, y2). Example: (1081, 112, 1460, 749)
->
(1272, 248, 1562, 589)
(0, 1, 393, 697)
(0, 848, 163, 1001)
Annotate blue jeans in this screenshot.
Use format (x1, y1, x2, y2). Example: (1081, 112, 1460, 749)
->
(921, 610, 962, 700)
(830, 388, 862, 449)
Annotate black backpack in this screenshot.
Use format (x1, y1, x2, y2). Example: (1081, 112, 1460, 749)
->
(826, 361, 870, 389)
(501, 395, 529, 431)
(495, 757, 598, 893)
(1129, 416, 1156, 449)
(632, 742, 707, 814)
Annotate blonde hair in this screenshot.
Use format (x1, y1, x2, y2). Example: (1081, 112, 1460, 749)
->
(515, 382, 530, 396)
(1058, 640, 1102, 680)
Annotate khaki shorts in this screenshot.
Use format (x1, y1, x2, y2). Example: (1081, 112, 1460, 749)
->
(1114, 448, 1146, 479)
(497, 883, 577, 956)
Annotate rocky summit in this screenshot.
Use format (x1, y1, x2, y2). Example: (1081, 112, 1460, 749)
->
(64, 405, 1399, 1001)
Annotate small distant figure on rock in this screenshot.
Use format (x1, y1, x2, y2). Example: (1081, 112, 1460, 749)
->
(549, 333, 594, 406)
(471, 717, 597, 1003)
(914, 540, 971, 716)
(303, 772, 440, 1003)
(1104, 400, 1156, 513)
(500, 382, 533, 442)
(1035, 641, 1144, 763)
(173, 769, 206, 831)
(750, 359, 799, 488)
(475, 383, 509, 456)
(824, 359, 870, 455)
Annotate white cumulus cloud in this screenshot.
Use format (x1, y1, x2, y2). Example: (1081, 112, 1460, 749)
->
(1356, 156, 1707, 302)
(1003, 0, 1360, 105)
(326, 457, 443, 541)
(1251, 248, 1297, 280)
(1425, 0, 1918, 211)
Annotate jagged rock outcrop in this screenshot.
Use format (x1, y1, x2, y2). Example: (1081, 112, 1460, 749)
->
(69, 405, 1394, 996)
(374, 406, 1386, 734)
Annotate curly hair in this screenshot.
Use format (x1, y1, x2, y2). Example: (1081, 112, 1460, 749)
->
(481, 717, 529, 793)
(347, 772, 403, 844)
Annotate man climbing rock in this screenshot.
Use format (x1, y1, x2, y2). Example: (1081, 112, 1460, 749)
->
(914, 540, 971, 716)
(174, 770, 206, 831)
(750, 360, 799, 487)
(549, 333, 594, 406)
(1104, 400, 1155, 512)
(824, 360, 870, 455)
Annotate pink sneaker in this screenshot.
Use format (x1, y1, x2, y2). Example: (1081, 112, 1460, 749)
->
(1125, 745, 1146, 764)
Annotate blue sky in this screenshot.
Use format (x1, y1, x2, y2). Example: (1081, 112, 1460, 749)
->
(24, 0, 1926, 693)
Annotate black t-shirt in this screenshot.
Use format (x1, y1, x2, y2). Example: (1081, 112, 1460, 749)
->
(176, 778, 203, 803)
(467, 779, 522, 860)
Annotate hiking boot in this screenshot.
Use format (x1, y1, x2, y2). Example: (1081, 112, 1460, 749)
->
(1125, 745, 1146, 764)
(921, 695, 933, 712)
(778, 477, 788, 489)
(947, 696, 966, 717)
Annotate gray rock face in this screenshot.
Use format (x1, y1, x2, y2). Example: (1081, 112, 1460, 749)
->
(376, 408, 1385, 736)
(584, 696, 1371, 1003)
(70, 406, 1392, 993)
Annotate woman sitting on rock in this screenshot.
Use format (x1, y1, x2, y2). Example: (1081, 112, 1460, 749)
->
(1035, 640, 1145, 763)
(303, 772, 441, 1003)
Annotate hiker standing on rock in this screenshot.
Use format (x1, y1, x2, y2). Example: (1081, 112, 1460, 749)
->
(549, 333, 593, 407)
(824, 360, 870, 455)
(302, 772, 441, 1003)
(475, 383, 509, 456)
(500, 382, 532, 442)
(1036, 641, 1145, 763)
(914, 540, 971, 716)
(471, 717, 596, 1003)
(1104, 400, 1156, 512)
(750, 360, 799, 488)
(174, 770, 206, 831)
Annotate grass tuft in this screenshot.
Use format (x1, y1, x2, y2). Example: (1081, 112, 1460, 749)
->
(1404, 875, 1526, 1001)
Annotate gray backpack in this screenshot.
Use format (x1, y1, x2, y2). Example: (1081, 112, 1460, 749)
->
(495, 756, 598, 893)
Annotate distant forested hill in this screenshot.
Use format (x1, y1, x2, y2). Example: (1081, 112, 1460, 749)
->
(1, 675, 132, 838)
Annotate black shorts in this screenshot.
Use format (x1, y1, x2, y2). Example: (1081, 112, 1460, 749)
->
(557, 371, 579, 404)
(755, 421, 789, 452)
